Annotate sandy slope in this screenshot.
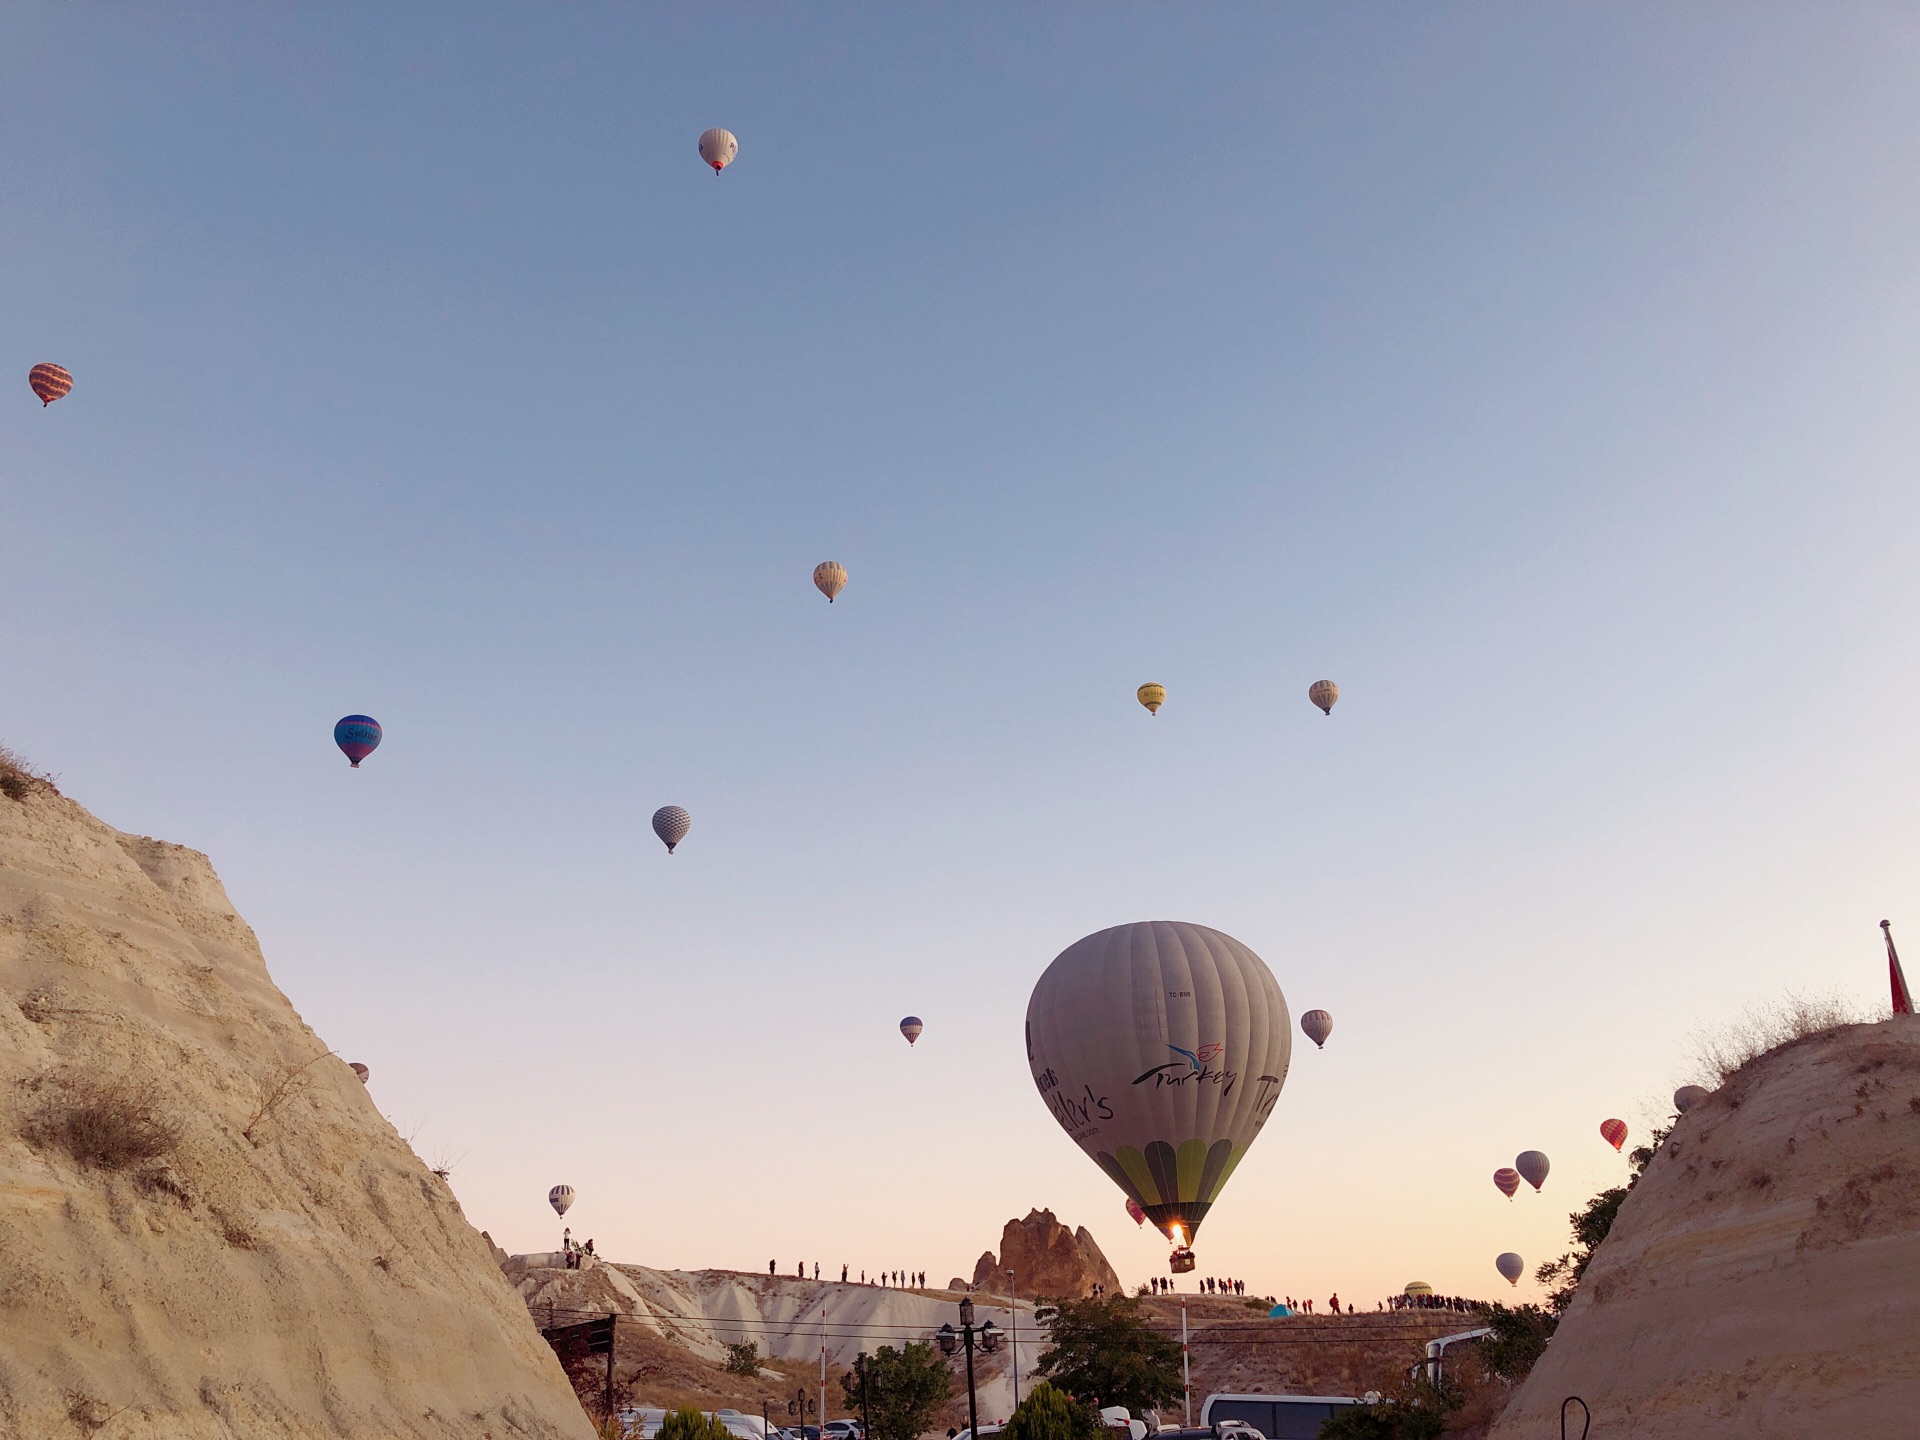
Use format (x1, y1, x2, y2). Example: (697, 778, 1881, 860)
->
(1492, 1018, 1920, 1436)
(0, 784, 592, 1439)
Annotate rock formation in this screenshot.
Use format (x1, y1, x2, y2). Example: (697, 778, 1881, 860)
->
(973, 1209, 1120, 1298)
(0, 776, 592, 1438)
(1492, 1018, 1920, 1437)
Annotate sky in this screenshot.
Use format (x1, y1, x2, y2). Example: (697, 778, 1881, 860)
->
(5, 3, 1920, 1310)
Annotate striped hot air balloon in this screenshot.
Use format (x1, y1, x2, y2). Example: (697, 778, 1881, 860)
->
(1495, 1253, 1524, 1287)
(1126, 1198, 1147, 1226)
(29, 363, 73, 406)
(652, 805, 691, 854)
(699, 128, 738, 174)
(1600, 1118, 1628, 1151)
(333, 715, 382, 768)
(1299, 1010, 1333, 1049)
(1493, 1167, 1520, 1200)
(1308, 680, 1338, 715)
(1515, 1151, 1550, 1191)
(1137, 682, 1166, 715)
(814, 561, 847, 602)
(548, 1184, 575, 1217)
(899, 1016, 923, 1046)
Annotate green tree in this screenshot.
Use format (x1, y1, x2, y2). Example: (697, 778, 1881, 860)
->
(659, 1408, 735, 1440)
(1471, 1302, 1557, 1382)
(1316, 1379, 1451, 1440)
(1031, 1295, 1183, 1415)
(1004, 1381, 1099, 1440)
(839, 1342, 953, 1440)
(724, 1341, 760, 1376)
(1535, 1121, 1672, 1311)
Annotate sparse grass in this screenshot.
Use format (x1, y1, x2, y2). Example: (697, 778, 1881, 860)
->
(1688, 988, 1864, 1087)
(242, 1050, 333, 1143)
(0, 745, 58, 802)
(27, 1079, 180, 1171)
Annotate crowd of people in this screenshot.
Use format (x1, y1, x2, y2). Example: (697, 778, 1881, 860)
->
(1386, 1291, 1481, 1312)
(559, 1228, 595, 1270)
(765, 1263, 927, 1289)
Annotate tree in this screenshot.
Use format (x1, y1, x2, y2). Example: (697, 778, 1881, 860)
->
(1471, 1302, 1557, 1383)
(1004, 1381, 1099, 1440)
(1316, 1378, 1451, 1440)
(659, 1409, 734, 1440)
(724, 1341, 760, 1376)
(1031, 1295, 1184, 1415)
(1535, 1121, 1672, 1311)
(840, 1342, 953, 1440)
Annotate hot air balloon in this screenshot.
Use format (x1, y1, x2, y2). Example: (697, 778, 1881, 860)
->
(1674, 1084, 1710, 1115)
(1515, 1151, 1550, 1191)
(333, 715, 382, 768)
(1026, 921, 1291, 1267)
(900, 1016, 924, 1046)
(1495, 1253, 1524, 1287)
(548, 1185, 575, 1217)
(349, 1062, 369, 1083)
(1126, 1198, 1147, 1226)
(1493, 1167, 1520, 1200)
(652, 806, 691, 854)
(1299, 1010, 1333, 1049)
(1137, 683, 1166, 715)
(813, 561, 847, 602)
(28, 363, 72, 406)
(1403, 1281, 1432, 1297)
(699, 128, 738, 174)
(1600, 1118, 1628, 1151)
(1308, 681, 1338, 716)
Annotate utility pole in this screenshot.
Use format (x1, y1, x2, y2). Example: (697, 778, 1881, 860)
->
(856, 1352, 873, 1440)
(1005, 1269, 1019, 1408)
(819, 1306, 827, 1429)
(1180, 1300, 1191, 1427)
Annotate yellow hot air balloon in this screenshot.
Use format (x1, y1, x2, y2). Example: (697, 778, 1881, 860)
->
(1137, 683, 1166, 715)
(1308, 680, 1339, 716)
(813, 561, 847, 602)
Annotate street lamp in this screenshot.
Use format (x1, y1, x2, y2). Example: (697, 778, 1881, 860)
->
(936, 1298, 988, 1440)
(1005, 1268, 1018, 1407)
(854, 1352, 878, 1440)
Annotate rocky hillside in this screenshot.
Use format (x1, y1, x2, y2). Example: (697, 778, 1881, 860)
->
(1492, 1018, 1920, 1436)
(0, 773, 591, 1438)
(971, 1208, 1120, 1299)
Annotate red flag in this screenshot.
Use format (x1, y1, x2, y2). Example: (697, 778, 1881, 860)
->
(1883, 921, 1913, 1016)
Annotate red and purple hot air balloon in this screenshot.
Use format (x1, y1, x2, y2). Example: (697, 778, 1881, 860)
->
(1600, 1118, 1628, 1152)
(1493, 1167, 1520, 1201)
(334, 715, 382, 768)
(29, 363, 73, 406)
(1126, 1198, 1148, 1227)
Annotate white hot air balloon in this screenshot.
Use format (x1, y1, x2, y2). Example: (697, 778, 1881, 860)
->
(1674, 1084, 1711, 1115)
(1299, 1009, 1333, 1049)
(1495, 1252, 1525, 1287)
(1515, 1150, 1550, 1191)
(813, 561, 847, 602)
(1308, 680, 1339, 716)
(698, 128, 738, 174)
(1026, 921, 1291, 1263)
(653, 806, 691, 854)
(548, 1184, 575, 1217)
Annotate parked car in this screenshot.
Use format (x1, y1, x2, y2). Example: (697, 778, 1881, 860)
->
(824, 1423, 864, 1440)
(952, 1427, 1005, 1440)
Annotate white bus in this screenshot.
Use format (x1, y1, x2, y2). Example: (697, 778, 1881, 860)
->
(1200, 1393, 1361, 1440)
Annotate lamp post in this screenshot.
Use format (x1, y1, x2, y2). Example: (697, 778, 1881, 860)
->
(937, 1298, 1001, 1440)
(855, 1351, 876, 1440)
(1005, 1269, 1018, 1407)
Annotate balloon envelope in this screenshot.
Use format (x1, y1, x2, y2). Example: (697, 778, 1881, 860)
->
(333, 715, 382, 768)
(1493, 1167, 1520, 1200)
(1299, 1009, 1333, 1049)
(1404, 1282, 1432, 1297)
(813, 561, 847, 602)
(548, 1185, 574, 1217)
(900, 1016, 923, 1045)
(1137, 683, 1166, 715)
(1516, 1151, 1550, 1191)
(1308, 680, 1339, 715)
(1495, 1253, 1524, 1286)
(1674, 1084, 1710, 1115)
(652, 806, 691, 854)
(1026, 921, 1291, 1247)
(29, 363, 73, 406)
(1126, 1198, 1147, 1226)
(698, 127, 738, 173)
(348, 1062, 369, 1083)
(1600, 1118, 1628, 1151)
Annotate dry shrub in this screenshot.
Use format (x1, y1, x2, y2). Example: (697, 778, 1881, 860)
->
(0, 745, 58, 802)
(1689, 988, 1864, 1087)
(29, 1079, 180, 1170)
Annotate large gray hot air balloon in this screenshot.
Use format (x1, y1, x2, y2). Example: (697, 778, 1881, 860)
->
(652, 806, 691, 854)
(1515, 1150, 1550, 1191)
(548, 1184, 575, 1217)
(1674, 1084, 1710, 1115)
(1026, 921, 1291, 1259)
(1495, 1252, 1524, 1287)
(1299, 1009, 1333, 1049)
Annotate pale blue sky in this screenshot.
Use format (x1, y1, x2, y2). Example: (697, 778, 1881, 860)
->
(6, 4, 1920, 1304)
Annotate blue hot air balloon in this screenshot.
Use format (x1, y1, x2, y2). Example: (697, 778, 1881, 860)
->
(334, 715, 382, 768)
(900, 1016, 924, 1046)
